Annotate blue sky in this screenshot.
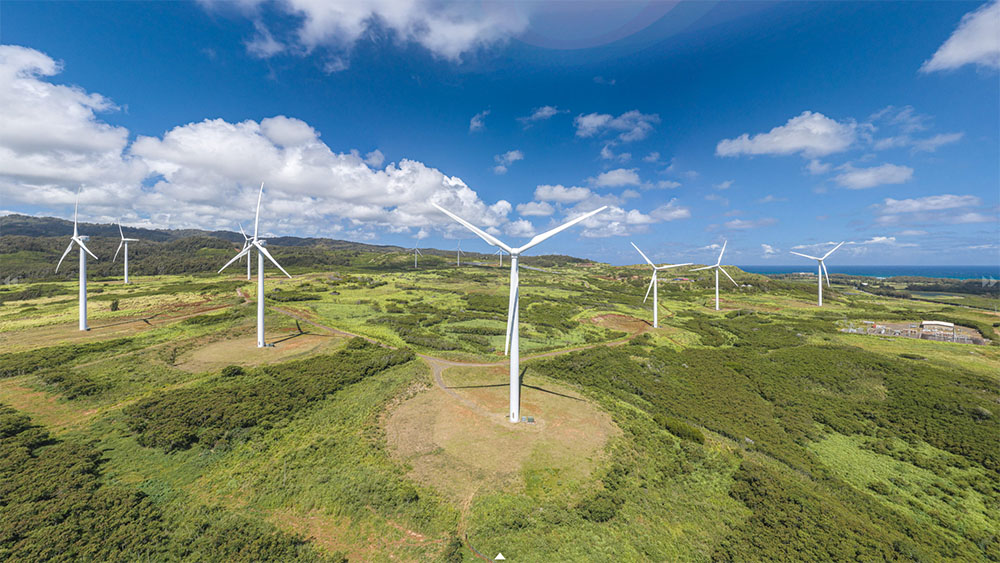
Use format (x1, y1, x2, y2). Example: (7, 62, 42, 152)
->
(1, 1, 997, 265)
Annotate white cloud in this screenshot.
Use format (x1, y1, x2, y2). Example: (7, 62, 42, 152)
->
(650, 180, 681, 190)
(364, 149, 385, 168)
(504, 218, 536, 237)
(881, 194, 981, 214)
(716, 111, 859, 158)
(725, 217, 777, 230)
(761, 243, 779, 258)
(873, 132, 964, 153)
(574, 110, 660, 142)
(229, 0, 531, 63)
(516, 201, 554, 216)
(469, 109, 490, 132)
(599, 144, 631, 162)
(871, 105, 930, 134)
(593, 76, 616, 85)
(643, 151, 660, 163)
(714, 180, 734, 190)
(649, 199, 691, 222)
(898, 229, 928, 236)
(705, 194, 729, 206)
(590, 167, 640, 187)
(699, 243, 721, 251)
(534, 184, 592, 203)
(806, 159, 831, 175)
(921, 0, 1000, 72)
(875, 194, 991, 226)
(517, 105, 563, 126)
(757, 194, 786, 203)
(492, 149, 524, 174)
(834, 163, 913, 189)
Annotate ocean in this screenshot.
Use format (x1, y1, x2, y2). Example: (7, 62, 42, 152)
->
(736, 265, 1000, 280)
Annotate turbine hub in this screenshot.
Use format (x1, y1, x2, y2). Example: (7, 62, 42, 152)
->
(78, 235, 89, 241)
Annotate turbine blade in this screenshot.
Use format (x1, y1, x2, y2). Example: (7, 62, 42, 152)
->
(253, 182, 264, 239)
(432, 203, 512, 253)
(643, 273, 655, 303)
(118, 219, 124, 240)
(656, 262, 693, 270)
(55, 241, 75, 272)
(691, 265, 715, 271)
(630, 241, 655, 267)
(822, 261, 831, 288)
(720, 266, 738, 287)
(790, 251, 820, 260)
(113, 240, 124, 263)
(822, 241, 845, 260)
(75, 237, 98, 260)
(256, 242, 291, 278)
(516, 206, 607, 254)
(716, 240, 727, 266)
(218, 245, 251, 273)
(239, 222, 248, 241)
(73, 186, 80, 237)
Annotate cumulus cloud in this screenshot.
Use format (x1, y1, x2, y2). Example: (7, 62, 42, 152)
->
(469, 109, 490, 132)
(516, 201, 554, 216)
(921, 0, 1000, 72)
(757, 194, 786, 203)
(716, 111, 859, 158)
(0, 45, 512, 236)
(761, 243, 779, 258)
(227, 0, 531, 63)
(517, 105, 563, 127)
(534, 184, 592, 203)
(574, 110, 660, 142)
(714, 180, 733, 190)
(881, 194, 980, 214)
(589, 167, 640, 187)
(806, 159, 831, 175)
(599, 144, 631, 162)
(492, 149, 524, 174)
(652, 180, 681, 190)
(834, 163, 913, 189)
(642, 151, 660, 163)
(504, 218, 536, 237)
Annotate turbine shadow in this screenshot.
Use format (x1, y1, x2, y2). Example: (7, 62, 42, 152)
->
(91, 312, 163, 330)
(446, 368, 584, 402)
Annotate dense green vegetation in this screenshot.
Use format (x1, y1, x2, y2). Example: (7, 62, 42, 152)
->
(0, 220, 997, 561)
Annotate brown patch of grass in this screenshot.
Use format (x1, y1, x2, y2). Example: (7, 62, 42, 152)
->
(0, 377, 96, 432)
(175, 332, 346, 372)
(385, 364, 618, 504)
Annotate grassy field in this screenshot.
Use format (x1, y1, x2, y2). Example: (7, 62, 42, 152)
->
(0, 261, 997, 561)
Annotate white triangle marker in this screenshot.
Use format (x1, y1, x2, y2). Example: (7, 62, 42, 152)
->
(495, 554, 506, 561)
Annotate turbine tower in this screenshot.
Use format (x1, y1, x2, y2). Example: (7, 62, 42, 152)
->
(790, 241, 844, 306)
(455, 241, 465, 266)
(630, 242, 691, 328)
(691, 240, 737, 311)
(434, 203, 607, 423)
(218, 183, 291, 347)
(113, 219, 140, 284)
(55, 188, 99, 331)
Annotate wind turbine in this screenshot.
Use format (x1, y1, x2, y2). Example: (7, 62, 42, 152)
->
(411, 243, 422, 268)
(630, 242, 691, 328)
(55, 188, 99, 331)
(691, 240, 737, 311)
(790, 241, 844, 306)
(455, 240, 465, 266)
(218, 183, 291, 347)
(433, 203, 607, 423)
(238, 223, 252, 280)
(113, 219, 140, 284)
(494, 248, 504, 267)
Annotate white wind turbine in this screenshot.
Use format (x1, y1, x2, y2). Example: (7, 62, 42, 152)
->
(631, 242, 691, 328)
(455, 240, 465, 266)
(433, 203, 607, 423)
(691, 240, 737, 311)
(55, 188, 99, 331)
(113, 219, 140, 284)
(790, 241, 844, 306)
(411, 243, 422, 268)
(218, 183, 292, 347)
(494, 248, 504, 267)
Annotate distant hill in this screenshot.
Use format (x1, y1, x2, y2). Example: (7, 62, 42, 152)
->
(0, 214, 590, 282)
